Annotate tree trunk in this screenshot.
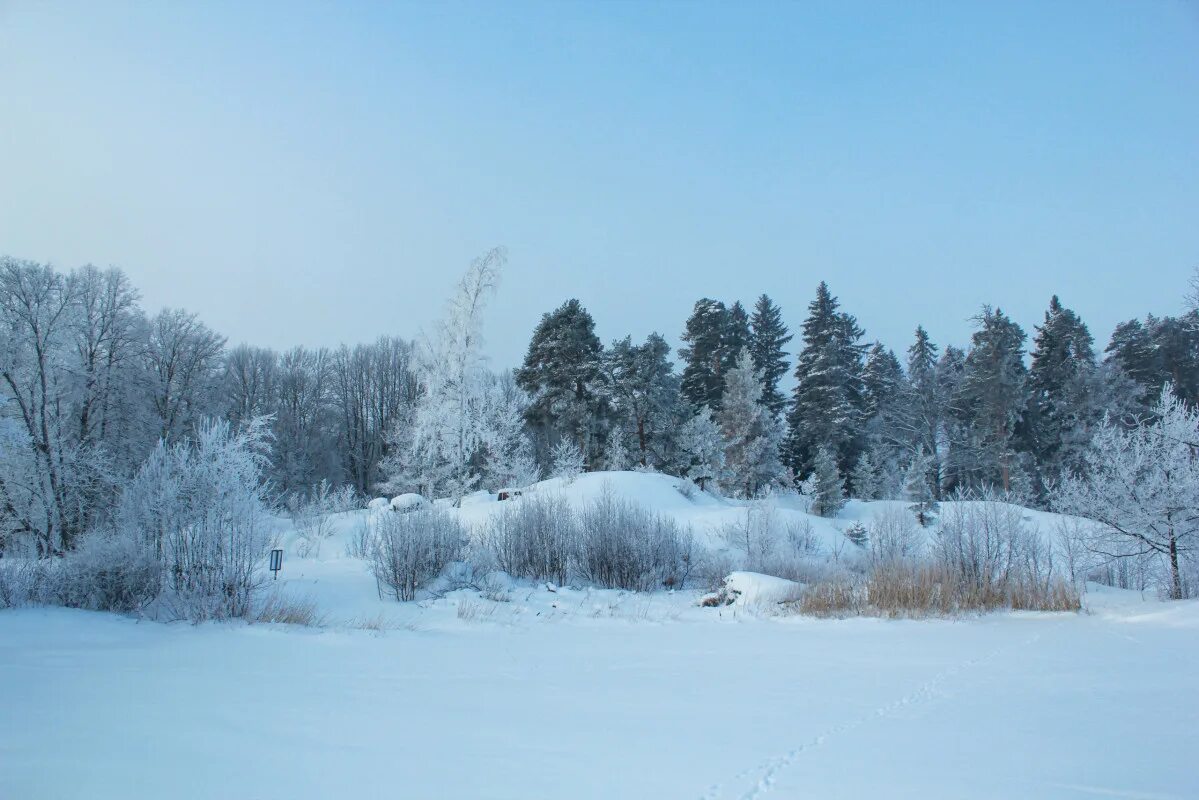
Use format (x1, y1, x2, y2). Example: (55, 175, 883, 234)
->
(1169, 534, 1182, 600)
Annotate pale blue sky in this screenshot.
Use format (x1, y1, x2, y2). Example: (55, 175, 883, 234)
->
(1, 1, 1196, 368)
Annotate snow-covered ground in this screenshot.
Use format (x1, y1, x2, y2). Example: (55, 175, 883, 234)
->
(2, 471, 1196, 799)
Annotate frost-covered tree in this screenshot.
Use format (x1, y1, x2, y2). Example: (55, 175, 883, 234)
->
(406, 247, 505, 501)
(717, 349, 785, 497)
(676, 406, 724, 491)
(784, 282, 866, 477)
(0, 259, 116, 553)
(1055, 386, 1199, 599)
(679, 298, 729, 411)
(810, 446, 846, 518)
(332, 337, 418, 495)
(143, 308, 226, 442)
(748, 294, 792, 419)
(479, 374, 540, 491)
(604, 333, 680, 469)
(850, 450, 882, 500)
(903, 449, 938, 526)
(550, 437, 585, 481)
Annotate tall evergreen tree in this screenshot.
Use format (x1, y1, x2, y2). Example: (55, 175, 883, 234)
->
(604, 333, 681, 469)
(1026, 296, 1097, 485)
(1105, 313, 1199, 408)
(720, 301, 751, 378)
(516, 299, 607, 469)
(784, 282, 866, 478)
(949, 307, 1028, 492)
(679, 298, 729, 410)
(809, 446, 846, 518)
(748, 294, 792, 419)
(717, 349, 785, 497)
(899, 326, 944, 497)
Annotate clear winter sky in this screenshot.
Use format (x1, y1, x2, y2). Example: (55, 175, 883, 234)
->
(1, 1, 1196, 370)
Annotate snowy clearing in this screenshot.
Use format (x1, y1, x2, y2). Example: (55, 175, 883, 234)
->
(3, 472, 1196, 799)
(2, 588, 1196, 800)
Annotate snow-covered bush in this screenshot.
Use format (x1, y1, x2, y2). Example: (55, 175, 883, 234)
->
(115, 418, 274, 620)
(720, 501, 780, 572)
(482, 494, 574, 586)
(51, 531, 161, 612)
(868, 504, 925, 565)
(0, 559, 49, 608)
(574, 490, 695, 591)
(288, 480, 353, 558)
(368, 508, 468, 601)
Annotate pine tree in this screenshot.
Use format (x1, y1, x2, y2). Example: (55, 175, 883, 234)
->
(679, 298, 729, 410)
(748, 294, 793, 419)
(784, 282, 866, 478)
(720, 301, 751, 378)
(676, 406, 724, 491)
(717, 349, 785, 497)
(516, 299, 607, 470)
(949, 307, 1027, 493)
(810, 445, 846, 517)
(604, 333, 680, 469)
(1026, 296, 1097, 486)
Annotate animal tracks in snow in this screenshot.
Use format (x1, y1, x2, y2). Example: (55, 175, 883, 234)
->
(704, 626, 1049, 800)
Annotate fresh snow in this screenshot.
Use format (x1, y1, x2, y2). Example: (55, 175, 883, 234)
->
(2, 471, 1196, 799)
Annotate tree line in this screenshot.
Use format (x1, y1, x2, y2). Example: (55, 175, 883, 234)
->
(2, 253, 1197, 596)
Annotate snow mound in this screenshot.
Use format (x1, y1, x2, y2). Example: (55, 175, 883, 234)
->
(704, 571, 802, 607)
(366, 497, 390, 512)
(390, 493, 427, 513)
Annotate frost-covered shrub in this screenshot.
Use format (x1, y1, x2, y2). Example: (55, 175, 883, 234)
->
(0, 559, 49, 608)
(288, 480, 354, 557)
(720, 501, 779, 572)
(482, 494, 574, 587)
(53, 532, 161, 612)
(368, 508, 467, 601)
(115, 418, 274, 620)
(868, 505, 925, 565)
(574, 490, 695, 591)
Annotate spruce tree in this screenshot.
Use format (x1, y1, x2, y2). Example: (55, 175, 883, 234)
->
(717, 349, 785, 497)
(899, 325, 944, 498)
(902, 450, 938, 526)
(850, 450, 882, 500)
(720, 301, 752, 378)
(784, 282, 866, 478)
(949, 307, 1027, 493)
(748, 294, 792, 419)
(1026, 296, 1097, 485)
(810, 445, 846, 518)
(679, 299, 729, 410)
(676, 406, 724, 491)
(604, 333, 680, 469)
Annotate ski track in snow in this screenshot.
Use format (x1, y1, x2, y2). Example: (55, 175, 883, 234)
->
(704, 624, 1053, 800)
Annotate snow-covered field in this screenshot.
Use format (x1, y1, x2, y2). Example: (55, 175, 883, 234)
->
(2, 472, 1196, 799)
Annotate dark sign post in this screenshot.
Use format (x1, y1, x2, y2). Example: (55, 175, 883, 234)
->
(269, 548, 283, 580)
